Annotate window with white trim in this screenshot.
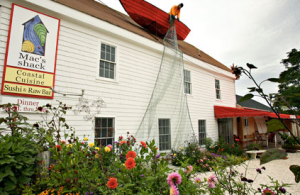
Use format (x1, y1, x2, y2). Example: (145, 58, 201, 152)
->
(184, 69, 191, 94)
(215, 79, 221, 99)
(198, 120, 206, 145)
(158, 119, 171, 150)
(99, 43, 116, 79)
(95, 117, 114, 146)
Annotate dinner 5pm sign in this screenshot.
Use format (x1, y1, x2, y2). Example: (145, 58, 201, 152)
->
(1, 4, 60, 99)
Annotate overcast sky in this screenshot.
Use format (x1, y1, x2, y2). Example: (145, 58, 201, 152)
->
(98, 0, 300, 105)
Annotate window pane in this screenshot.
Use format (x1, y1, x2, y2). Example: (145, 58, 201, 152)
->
(105, 62, 110, 78)
(101, 44, 105, 59)
(111, 47, 115, 55)
(110, 63, 115, 79)
(101, 128, 107, 137)
(111, 54, 115, 62)
(106, 45, 111, 61)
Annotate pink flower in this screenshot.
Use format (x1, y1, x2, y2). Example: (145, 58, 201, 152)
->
(199, 148, 203, 151)
(107, 144, 113, 150)
(262, 188, 275, 195)
(167, 172, 182, 186)
(194, 178, 201, 186)
(170, 184, 179, 195)
(186, 165, 193, 174)
(208, 174, 218, 188)
(200, 159, 204, 163)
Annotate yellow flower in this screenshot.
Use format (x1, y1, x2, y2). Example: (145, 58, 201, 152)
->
(179, 147, 183, 150)
(83, 137, 88, 141)
(67, 144, 72, 148)
(95, 154, 99, 158)
(95, 147, 100, 151)
(104, 146, 111, 152)
(174, 153, 176, 157)
(89, 142, 94, 147)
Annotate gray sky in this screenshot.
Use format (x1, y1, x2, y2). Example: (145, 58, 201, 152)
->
(98, 0, 300, 105)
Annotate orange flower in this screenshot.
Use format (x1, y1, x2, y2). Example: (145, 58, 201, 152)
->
(125, 158, 136, 169)
(119, 141, 126, 146)
(107, 177, 118, 189)
(126, 151, 136, 159)
(140, 141, 147, 148)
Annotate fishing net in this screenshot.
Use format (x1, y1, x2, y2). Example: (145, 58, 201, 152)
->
(135, 25, 196, 150)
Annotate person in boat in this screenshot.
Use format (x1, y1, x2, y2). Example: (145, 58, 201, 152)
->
(169, 3, 184, 28)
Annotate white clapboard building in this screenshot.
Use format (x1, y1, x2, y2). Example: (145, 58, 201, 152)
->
(0, 0, 237, 150)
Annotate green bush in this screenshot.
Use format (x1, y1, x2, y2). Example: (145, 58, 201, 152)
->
(0, 103, 40, 195)
(0, 134, 39, 195)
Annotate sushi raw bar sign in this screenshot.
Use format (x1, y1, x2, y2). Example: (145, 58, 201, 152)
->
(1, 4, 60, 99)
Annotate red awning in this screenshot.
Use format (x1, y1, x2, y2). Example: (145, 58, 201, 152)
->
(214, 105, 295, 119)
(214, 106, 271, 118)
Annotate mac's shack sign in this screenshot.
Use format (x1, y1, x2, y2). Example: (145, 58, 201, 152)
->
(1, 4, 60, 99)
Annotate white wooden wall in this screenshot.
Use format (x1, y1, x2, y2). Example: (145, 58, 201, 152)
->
(0, 0, 236, 145)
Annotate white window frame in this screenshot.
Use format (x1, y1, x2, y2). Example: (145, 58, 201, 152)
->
(94, 117, 115, 146)
(215, 79, 221, 99)
(198, 120, 206, 145)
(158, 119, 171, 151)
(184, 69, 192, 94)
(96, 41, 118, 83)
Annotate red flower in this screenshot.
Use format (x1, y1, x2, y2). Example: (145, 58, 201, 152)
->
(55, 145, 62, 151)
(125, 158, 136, 169)
(119, 141, 126, 146)
(107, 177, 118, 189)
(126, 151, 136, 159)
(119, 136, 123, 140)
(140, 141, 147, 148)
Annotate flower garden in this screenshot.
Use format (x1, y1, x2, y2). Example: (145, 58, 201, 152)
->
(0, 103, 291, 194)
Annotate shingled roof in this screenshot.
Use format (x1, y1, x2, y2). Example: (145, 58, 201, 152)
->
(53, 0, 231, 72)
(236, 95, 273, 112)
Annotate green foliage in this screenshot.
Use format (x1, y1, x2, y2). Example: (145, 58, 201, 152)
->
(260, 148, 287, 165)
(171, 137, 247, 173)
(266, 119, 286, 133)
(247, 143, 262, 151)
(0, 134, 39, 195)
(238, 93, 254, 103)
(290, 165, 300, 183)
(276, 48, 300, 113)
(0, 104, 40, 195)
(279, 132, 300, 148)
(203, 137, 213, 150)
(208, 138, 246, 157)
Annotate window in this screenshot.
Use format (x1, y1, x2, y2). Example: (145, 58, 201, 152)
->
(244, 118, 248, 127)
(95, 117, 114, 146)
(198, 120, 206, 145)
(158, 119, 171, 150)
(215, 79, 221, 99)
(184, 70, 191, 94)
(99, 43, 116, 79)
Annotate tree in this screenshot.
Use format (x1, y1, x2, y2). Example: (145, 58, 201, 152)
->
(276, 48, 300, 113)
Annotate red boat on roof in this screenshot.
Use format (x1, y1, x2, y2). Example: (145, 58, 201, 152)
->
(119, 0, 191, 41)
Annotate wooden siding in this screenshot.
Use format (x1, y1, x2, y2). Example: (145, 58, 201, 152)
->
(0, 0, 236, 144)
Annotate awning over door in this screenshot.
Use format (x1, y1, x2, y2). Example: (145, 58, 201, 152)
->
(214, 105, 296, 119)
(214, 106, 270, 119)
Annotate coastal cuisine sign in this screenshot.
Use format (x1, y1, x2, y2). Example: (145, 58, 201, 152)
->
(1, 4, 60, 99)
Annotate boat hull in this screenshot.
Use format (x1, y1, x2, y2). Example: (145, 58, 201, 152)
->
(119, 0, 190, 40)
